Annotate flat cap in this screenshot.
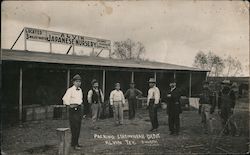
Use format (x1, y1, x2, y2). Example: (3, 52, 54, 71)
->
(72, 74, 81, 81)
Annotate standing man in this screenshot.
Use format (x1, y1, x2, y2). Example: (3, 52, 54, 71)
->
(218, 80, 237, 136)
(166, 81, 182, 135)
(125, 82, 142, 119)
(110, 83, 125, 126)
(199, 81, 215, 134)
(62, 74, 83, 150)
(87, 79, 104, 130)
(147, 78, 160, 132)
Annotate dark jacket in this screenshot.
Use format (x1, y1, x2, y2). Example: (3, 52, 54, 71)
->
(218, 86, 236, 110)
(165, 88, 182, 115)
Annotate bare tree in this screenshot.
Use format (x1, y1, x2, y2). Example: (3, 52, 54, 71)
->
(193, 51, 225, 76)
(112, 39, 146, 60)
(224, 56, 242, 77)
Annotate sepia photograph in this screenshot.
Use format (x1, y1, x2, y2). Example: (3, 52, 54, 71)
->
(1, 0, 249, 154)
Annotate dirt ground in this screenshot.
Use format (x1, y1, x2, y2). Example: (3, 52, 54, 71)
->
(2, 98, 249, 155)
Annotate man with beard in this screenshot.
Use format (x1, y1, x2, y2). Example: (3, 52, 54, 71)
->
(166, 81, 182, 135)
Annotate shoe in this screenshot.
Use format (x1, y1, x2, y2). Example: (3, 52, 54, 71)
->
(76, 144, 82, 147)
(169, 131, 174, 135)
(73, 146, 81, 150)
(149, 128, 154, 132)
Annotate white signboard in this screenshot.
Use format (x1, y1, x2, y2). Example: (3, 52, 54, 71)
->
(24, 27, 111, 50)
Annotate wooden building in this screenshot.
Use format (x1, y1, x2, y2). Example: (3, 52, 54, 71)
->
(1, 49, 208, 124)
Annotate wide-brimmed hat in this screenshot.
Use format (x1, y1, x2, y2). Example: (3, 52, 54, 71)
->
(130, 82, 135, 84)
(91, 79, 98, 85)
(148, 78, 156, 83)
(72, 74, 81, 81)
(221, 80, 230, 85)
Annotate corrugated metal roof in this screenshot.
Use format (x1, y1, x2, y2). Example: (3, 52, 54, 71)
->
(1, 49, 208, 72)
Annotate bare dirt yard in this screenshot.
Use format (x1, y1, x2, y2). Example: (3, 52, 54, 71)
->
(2, 98, 249, 155)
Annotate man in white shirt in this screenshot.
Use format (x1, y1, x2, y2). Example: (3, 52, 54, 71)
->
(62, 74, 83, 150)
(110, 83, 125, 126)
(87, 79, 104, 130)
(147, 78, 160, 132)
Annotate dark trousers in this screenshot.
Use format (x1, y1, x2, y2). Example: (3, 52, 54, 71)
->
(128, 99, 136, 119)
(221, 107, 236, 135)
(168, 113, 180, 133)
(148, 101, 159, 129)
(69, 106, 82, 147)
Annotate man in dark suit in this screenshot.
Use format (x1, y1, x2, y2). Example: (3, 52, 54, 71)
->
(166, 81, 182, 135)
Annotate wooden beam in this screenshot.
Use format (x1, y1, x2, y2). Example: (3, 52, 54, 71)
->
(131, 71, 134, 83)
(49, 42, 52, 53)
(19, 67, 23, 122)
(154, 72, 157, 80)
(189, 72, 192, 97)
(102, 70, 106, 98)
(174, 72, 176, 81)
(67, 69, 70, 88)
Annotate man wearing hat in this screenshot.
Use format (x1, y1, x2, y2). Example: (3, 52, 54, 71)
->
(62, 74, 83, 150)
(147, 78, 160, 132)
(166, 80, 182, 135)
(87, 79, 104, 130)
(199, 81, 215, 134)
(110, 83, 125, 126)
(125, 82, 142, 119)
(218, 80, 237, 136)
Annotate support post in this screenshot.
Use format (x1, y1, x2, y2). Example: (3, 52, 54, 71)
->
(72, 45, 75, 55)
(49, 42, 52, 53)
(174, 72, 176, 81)
(102, 70, 106, 98)
(67, 69, 70, 88)
(24, 30, 27, 51)
(56, 128, 70, 155)
(131, 71, 134, 83)
(154, 72, 157, 80)
(189, 72, 192, 97)
(19, 67, 23, 122)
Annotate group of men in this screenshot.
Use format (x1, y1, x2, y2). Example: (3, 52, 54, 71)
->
(62, 74, 183, 149)
(62, 74, 237, 150)
(199, 80, 237, 135)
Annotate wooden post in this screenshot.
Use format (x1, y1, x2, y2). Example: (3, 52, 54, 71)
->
(67, 69, 70, 88)
(189, 72, 192, 97)
(24, 31, 27, 51)
(72, 45, 75, 55)
(102, 70, 106, 98)
(131, 71, 134, 83)
(19, 68, 23, 122)
(154, 72, 157, 80)
(56, 128, 70, 155)
(49, 42, 52, 53)
(174, 72, 176, 81)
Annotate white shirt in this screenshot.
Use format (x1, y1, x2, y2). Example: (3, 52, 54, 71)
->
(147, 86, 160, 104)
(62, 85, 83, 105)
(109, 89, 125, 105)
(87, 88, 104, 103)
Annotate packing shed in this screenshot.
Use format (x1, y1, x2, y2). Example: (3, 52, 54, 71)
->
(1, 49, 208, 124)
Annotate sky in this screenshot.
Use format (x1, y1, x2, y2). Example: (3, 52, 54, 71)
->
(1, 1, 249, 76)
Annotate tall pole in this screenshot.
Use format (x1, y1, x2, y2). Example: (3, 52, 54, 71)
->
(49, 42, 52, 53)
(19, 67, 23, 122)
(24, 29, 27, 51)
(102, 70, 106, 98)
(67, 69, 70, 88)
(174, 72, 176, 81)
(189, 72, 192, 97)
(131, 71, 134, 83)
